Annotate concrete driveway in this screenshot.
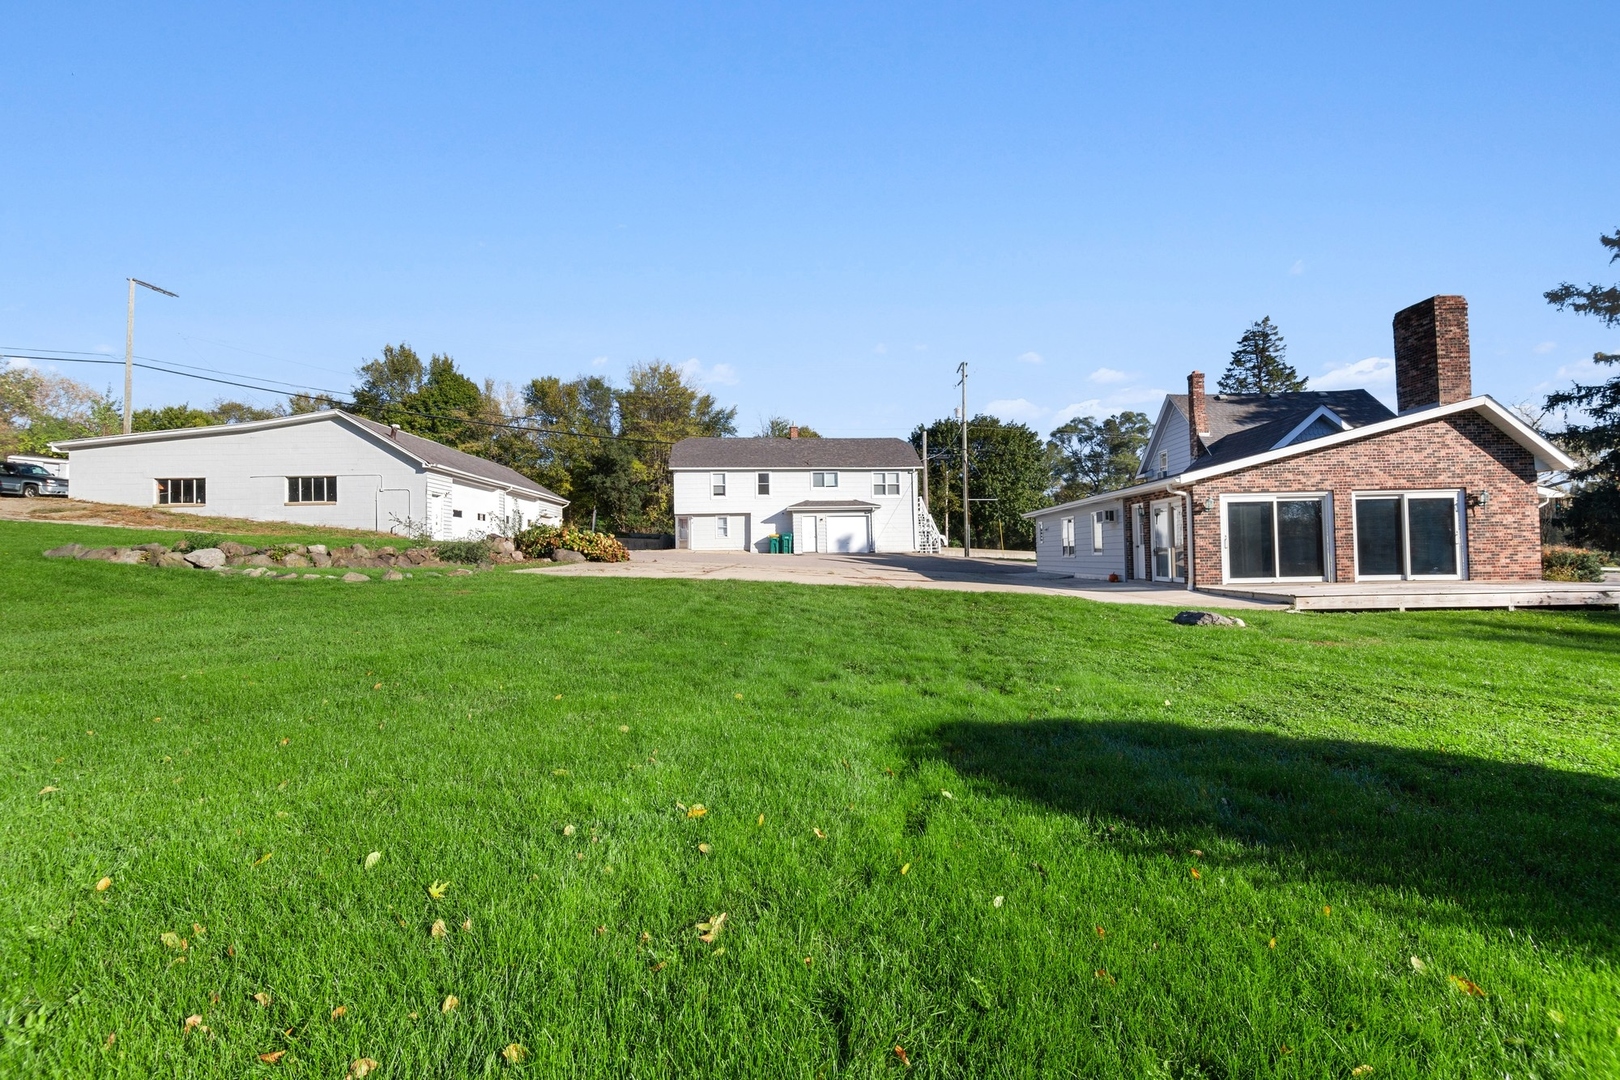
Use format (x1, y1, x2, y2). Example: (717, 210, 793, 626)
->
(515, 548, 1275, 608)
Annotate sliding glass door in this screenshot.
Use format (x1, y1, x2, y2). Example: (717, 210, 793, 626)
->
(1353, 492, 1461, 579)
(1223, 495, 1328, 581)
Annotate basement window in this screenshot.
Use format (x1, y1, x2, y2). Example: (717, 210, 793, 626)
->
(287, 476, 338, 504)
(157, 478, 206, 505)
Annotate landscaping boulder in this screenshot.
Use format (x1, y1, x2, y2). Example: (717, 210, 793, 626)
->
(275, 572, 299, 580)
(156, 552, 190, 568)
(447, 568, 473, 577)
(243, 553, 274, 567)
(109, 548, 146, 564)
(135, 543, 170, 555)
(281, 553, 311, 568)
(218, 542, 254, 557)
(307, 544, 328, 556)
(43, 544, 87, 559)
(311, 552, 332, 567)
(1172, 610, 1246, 627)
(77, 547, 118, 561)
(382, 569, 404, 581)
(184, 548, 226, 569)
(342, 572, 369, 583)
(552, 548, 587, 564)
(350, 544, 370, 559)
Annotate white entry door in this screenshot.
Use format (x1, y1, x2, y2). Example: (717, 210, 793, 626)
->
(827, 515, 870, 553)
(1150, 498, 1186, 582)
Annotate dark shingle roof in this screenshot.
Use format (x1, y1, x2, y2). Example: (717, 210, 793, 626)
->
(669, 437, 922, 470)
(1168, 390, 1395, 469)
(782, 499, 881, 512)
(345, 413, 565, 503)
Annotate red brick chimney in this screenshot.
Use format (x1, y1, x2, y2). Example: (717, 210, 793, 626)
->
(1187, 371, 1209, 461)
(788, 425, 799, 440)
(1392, 296, 1471, 413)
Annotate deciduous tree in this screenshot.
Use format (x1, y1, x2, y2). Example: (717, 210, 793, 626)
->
(1047, 411, 1153, 500)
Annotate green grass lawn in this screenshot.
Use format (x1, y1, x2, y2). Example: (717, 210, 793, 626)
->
(2, 519, 1618, 1079)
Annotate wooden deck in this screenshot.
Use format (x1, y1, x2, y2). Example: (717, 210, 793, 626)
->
(1200, 580, 1620, 612)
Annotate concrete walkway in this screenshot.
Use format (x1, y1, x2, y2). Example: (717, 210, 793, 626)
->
(515, 549, 1275, 608)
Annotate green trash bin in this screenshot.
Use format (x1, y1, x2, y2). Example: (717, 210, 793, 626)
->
(782, 533, 794, 554)
(768, 535, 781, 554)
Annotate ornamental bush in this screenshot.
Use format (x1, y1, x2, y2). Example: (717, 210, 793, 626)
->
(433, 538, 495, 565)
(1542, 545, 1605, 582)
(514, 524, 631, 563)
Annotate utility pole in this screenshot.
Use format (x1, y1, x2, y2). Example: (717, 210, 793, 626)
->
(957, 361, 970, 558)
(920, 428, 929, 509)
(124, 278, 179, 433)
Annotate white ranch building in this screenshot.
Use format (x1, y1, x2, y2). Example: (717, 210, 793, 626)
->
(54, 410, 565, 540)
(669, 435, 941, 553)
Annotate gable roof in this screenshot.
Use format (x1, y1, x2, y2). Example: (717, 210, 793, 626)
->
(52, 410, 565, 504)
(1159, 389, 1395, 471)
(669, 437, 922, 470)
(1028, 395, 1576, 519)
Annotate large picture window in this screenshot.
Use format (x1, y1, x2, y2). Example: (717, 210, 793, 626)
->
(287, 476, 337, 504)
(157, 478, 206, 505)
(1354, 492, 1460, 579)
(1224, 495, 1328, 581)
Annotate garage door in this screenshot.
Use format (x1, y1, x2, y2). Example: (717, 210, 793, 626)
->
(826, 515, 869, 553)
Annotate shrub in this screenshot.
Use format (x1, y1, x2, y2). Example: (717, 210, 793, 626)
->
(433, 539, 494, 565)
(514, 524, 631, 563)
(173, 532, 228, 553)
(1542, 545, 1605, 582)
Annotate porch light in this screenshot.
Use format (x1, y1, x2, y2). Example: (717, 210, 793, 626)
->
(1477, 490, 1490, 506)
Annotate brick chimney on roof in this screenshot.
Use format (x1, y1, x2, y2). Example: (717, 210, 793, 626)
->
(1393, 295, 1471, 413)
(1187, 371, 1209, 461)
(788, 425, 799, 439)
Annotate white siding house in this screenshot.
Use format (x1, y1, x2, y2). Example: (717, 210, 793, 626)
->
(1032, 498, 1128, 579)
(53, 410, 565, 539)
(668, 437, 940, 553)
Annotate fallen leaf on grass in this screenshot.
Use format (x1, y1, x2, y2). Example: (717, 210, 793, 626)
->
(427, 880, 450, 899)
(462, 918, 472, 932)
(940, 790, 954, 800)
(258, 1050, 286, 1064)
(279, 738, 290, 746)
(160, 932, 187, 950)
(348, 1059, 380, 1078)
(502, 1043, 529, 1064)
(803, 956, 813, 967)
(650, 961, 666, 972)
(1095, 926, 1105, 938)
(441, 995, 459, 1013)
(562, 823, 576, 836)
(1189, 849, 1204, 857)
(697, 843, 712, 855)
(1094, 968, 1116, 985)
(252, 851, 273, 867)
(373, 683, 382, 690)
(363, 851, 382, 870)
(38, 786, 58, 795)
(1323, 906, 1332, 916)
(900, 863, 910, 875)
(1351, 1067, 1373, 1077)
(331, 1005, 347, 1019)
(757, 814, 765, 826)
(812, 828, 827, 840)
(686, 805, 708, 819)
(1448, 975, 1486, 998)
(551, 768, 568, 777)
(993, 896, 1004, 908)
(431, 919, 448, 939)
(554, 694, 562, 700)
(95, 876, 112, 892)
(696, 913, 727, 944)
(1268, 938, 1276, 949)
(618, 725, 629, 733)
(1189, 868, 1201, 880)
(183, 1014, 204, 1033)
(1409, 956, 1426, 973)
(253, 992, 272, 1007)
(894, 1045, 911, 1068)
(595, 925, 608, 936)
(1548, 1009, 1565, 1025)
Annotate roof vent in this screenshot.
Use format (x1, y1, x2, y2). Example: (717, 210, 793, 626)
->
(389, 424, 400, 439)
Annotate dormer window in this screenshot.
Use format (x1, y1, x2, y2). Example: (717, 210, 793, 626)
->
(1276, 406, 1351, 449)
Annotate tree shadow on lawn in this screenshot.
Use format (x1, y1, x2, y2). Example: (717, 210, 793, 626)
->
(918, 718, 1620, 954)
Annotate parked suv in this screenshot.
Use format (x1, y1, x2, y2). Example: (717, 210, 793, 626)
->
(0, 461, 69, 498)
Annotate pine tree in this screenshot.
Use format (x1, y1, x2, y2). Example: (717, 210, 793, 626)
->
(1218, 317, 1307, 395)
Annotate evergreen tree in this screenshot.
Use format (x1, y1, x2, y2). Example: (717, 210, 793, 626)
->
(1544, 227, 1620, 552)
(1218, 317, 1306, 395)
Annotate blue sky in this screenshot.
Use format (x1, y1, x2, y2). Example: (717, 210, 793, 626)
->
(2, 3, 1615, 436)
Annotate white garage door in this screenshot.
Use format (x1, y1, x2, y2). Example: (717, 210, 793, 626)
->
(826, 515, 869, 553)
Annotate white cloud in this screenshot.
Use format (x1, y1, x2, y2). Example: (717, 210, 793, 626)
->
(1313, 356, 1393, 392)
(1016, 351, 1043, 365)
(1052, 386, 1170, 426)
(1088, 367, 1128, 384)
(678, 358, 739, 386)
(984, 398, 1048, 423)
(1289, 259, 1305, 276)
(590, 355, 609, 367)
(1534, 341, 1557, 355)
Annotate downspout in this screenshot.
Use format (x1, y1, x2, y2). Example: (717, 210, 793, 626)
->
(1163, 483, 1195, 591)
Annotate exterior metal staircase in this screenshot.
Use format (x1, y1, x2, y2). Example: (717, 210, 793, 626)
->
(916, 498, 944, 554)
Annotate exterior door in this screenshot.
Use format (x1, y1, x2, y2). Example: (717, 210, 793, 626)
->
(1150, 499, 1186, 582)
(676, 516, 690, 550)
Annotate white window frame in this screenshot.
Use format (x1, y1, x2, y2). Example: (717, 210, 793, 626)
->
(1273, 405, 1350, 449)
(1219, 492, 1335, 584)
(716, 515, 729, 538)
(1351, 490, 1466, 581)
(813, 471, 839, 488)
(1060, 517, 1076, 558)
(872, 471, 900, 496)
(757, 472, 770, 496)
(1091, 511, 1105, 553)
(711, 472, 727, 497)
(156, 477, 206, 506)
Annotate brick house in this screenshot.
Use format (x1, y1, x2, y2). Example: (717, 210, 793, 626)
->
(1025, 296, 1575, 588)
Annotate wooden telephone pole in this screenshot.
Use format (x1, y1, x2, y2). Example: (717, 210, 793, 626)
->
(957, 361, 970, 558)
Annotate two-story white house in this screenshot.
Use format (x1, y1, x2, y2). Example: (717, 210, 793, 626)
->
(668, 434, 940, 554)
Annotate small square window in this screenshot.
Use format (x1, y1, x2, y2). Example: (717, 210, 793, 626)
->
(872, 471, 900, 495)
(712, 472, 727, 496)
(757, 472, 770, 495)
(813, 472, 838, 488)
(452, 509, 463, 518)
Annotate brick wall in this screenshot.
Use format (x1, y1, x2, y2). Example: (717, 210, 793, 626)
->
(1185, 412, 1539, 584)
(1393, 295, 1472, 413)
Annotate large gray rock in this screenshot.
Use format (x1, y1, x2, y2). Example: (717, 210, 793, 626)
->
(218, 541, 254, 557)
(307, 544, 329, 556)
(108, 548, 146, 564)
(341, 572, 369, 583)
(382, 569, 404, 581)
(1172, 610, 1246, 627)
(245, 553, 276, 568)
(135, 542, 170, 554)
(281, 553, 311, 568)
(350, 544, 370, 559)
(156, 552, 190, 568)
(43, 544, 86, 559)
(77, 547, 118, 561)
(447, 568, 473, 577)
(552, 548, 587, 564)
(184, 548, 226, 569)
(311, 552, 332, 567)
